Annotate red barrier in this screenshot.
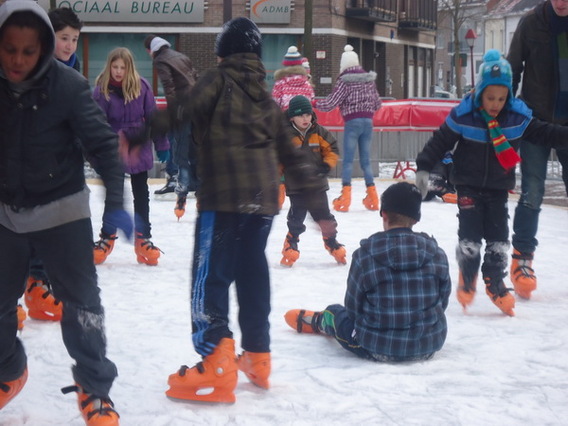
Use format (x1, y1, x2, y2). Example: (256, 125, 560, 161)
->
(155, 97, 459, 132)
(314, 98, 459, 131)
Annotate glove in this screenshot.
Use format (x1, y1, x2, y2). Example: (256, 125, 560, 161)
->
(149, 109, 171, 139)
(415, 170, 430, 200)
(122, 126, 150, 148)
(103, 209, 134, 241)
(318, 162, 331, 176)
(156, 150, 170, 163)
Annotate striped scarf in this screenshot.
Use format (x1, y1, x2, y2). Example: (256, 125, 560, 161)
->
(479, 108, 521, 171)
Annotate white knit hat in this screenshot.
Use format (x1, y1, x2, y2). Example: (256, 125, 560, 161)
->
(340, 44, 360, 73)
(150, 37, 171, 53)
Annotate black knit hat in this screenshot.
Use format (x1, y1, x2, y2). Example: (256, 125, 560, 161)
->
(215, 17, 262, 58)
(287, 95, 313, 118)
(380, 182, 422, 221)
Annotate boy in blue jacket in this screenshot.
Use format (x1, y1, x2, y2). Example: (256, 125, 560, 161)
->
(285, 182, 451, 362)
(415, 50, 568, 316)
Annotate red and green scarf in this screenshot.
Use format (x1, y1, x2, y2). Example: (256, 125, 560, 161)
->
(479, 108, 521, 171)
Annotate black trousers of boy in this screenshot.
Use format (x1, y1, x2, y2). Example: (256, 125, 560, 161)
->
(455, 185, 509, 286)
(318, 304, 434, 362)
(0, 218, 117, 397)
(287, 191, 338, 239)
(191, 211, 273, 357)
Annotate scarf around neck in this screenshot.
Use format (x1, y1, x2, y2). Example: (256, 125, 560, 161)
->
(479, 108, 521, 171)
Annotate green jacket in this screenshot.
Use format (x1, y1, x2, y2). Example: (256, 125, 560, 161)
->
(186, 53, 316, 215)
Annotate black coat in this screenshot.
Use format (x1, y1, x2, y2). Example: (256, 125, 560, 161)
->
(0, 59, 124, 212)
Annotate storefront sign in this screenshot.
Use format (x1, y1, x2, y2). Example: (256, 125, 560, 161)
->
(37, 0, 205, 23)
(250, 0, 291, 24)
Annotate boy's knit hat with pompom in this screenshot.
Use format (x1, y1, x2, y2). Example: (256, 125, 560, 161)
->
(340, 44, 360, 73)
(282, 46, 304, 66)
(474, 49, 513, 108)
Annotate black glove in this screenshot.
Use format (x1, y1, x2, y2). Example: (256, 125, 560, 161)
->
(319, 162, 331, 176)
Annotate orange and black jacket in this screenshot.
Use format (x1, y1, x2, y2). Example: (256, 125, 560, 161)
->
(284, 113, 339, 195)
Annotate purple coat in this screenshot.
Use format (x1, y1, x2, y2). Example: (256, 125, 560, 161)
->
(93, 77, 169, 174)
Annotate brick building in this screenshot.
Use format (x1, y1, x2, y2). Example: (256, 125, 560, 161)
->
(31, 0, 437, 99)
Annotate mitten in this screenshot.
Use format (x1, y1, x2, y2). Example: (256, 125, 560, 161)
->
(415, 170, 430, 200)
(157, 150, 170, 163)
(103, 210, 134, 241)
(319, 162, 331, 176)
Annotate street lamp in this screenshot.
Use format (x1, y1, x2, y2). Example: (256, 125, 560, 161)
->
(465, 29, 477, 90)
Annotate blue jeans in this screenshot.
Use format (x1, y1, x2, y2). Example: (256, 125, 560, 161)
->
(512, 142, 550, 253)
(342, 118, 375, 186)
(168, 123, 198, 195)
(320, 304, 434, 362)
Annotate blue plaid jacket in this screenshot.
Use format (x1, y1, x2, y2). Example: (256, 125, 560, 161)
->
(345, 228, 451, 358)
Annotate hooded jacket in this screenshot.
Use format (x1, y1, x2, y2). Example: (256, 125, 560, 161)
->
(416, 93, 568, 190)
(316, 66, 382, 121)
(0, 0, 124, 231)
(184, 53, 318, 215)
(93, 77, 169, 175)
(345, 228, 451, 358)
(272, 65, 315, 110)
(508, 1, 564, 123)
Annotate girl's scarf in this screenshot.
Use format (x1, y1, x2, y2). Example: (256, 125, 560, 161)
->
(108, 78, 124, 99)
(479, 108, 521, 171)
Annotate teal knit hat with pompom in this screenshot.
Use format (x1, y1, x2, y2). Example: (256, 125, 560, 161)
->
(474, 49, 513, 108)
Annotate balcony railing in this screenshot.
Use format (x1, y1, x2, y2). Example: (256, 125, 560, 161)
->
(398, 0, 437, 31)
(346, 0, 397, 23)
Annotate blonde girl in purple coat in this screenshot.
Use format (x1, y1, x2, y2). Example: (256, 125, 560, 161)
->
(93, 47, 170, 266)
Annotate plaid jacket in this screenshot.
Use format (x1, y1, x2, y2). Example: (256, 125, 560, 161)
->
(345, 228, 451, 359)
(185, 53, 316, 215)
(316, 67, 382, 121)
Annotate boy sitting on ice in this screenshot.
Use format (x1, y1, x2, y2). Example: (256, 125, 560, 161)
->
(285, 182, 451, 362)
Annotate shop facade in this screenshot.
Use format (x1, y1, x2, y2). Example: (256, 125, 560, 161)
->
(33, 0, 437, 99)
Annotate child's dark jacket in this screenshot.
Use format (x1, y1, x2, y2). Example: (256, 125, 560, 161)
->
(345, 228, 451, 359)
(416, 93, 568, 190)
(284, 115, 339, 195)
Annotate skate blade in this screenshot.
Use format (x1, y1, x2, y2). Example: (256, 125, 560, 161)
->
(280, 257, 295, 267)
(154, 193, 177, 201)
(166, 386, 236, 404)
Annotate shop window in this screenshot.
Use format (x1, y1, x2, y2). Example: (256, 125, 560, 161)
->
(77, 33, 175, 96)
(262, 34, 302, 90)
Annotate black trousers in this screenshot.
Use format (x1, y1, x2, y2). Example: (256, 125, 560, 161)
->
(456, 185, 509, 282)
(101, 171, 151, 238)
(287, 191, 338, 239)
(0, 218, 117, 397)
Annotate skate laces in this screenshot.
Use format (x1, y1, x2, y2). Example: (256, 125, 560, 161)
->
(512, 252, 535, 278)
(285, 234, 299, 251)
(177, 363, 205, 376)
(139, 238, 164, 254)
(61, 385, 118, 420)
(484, 278, 511, 298)
(176, 196, 187, 210)
(94, 235, 117, 252)
(27, 279, 61, 304)
(324, 237, 342, 251)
